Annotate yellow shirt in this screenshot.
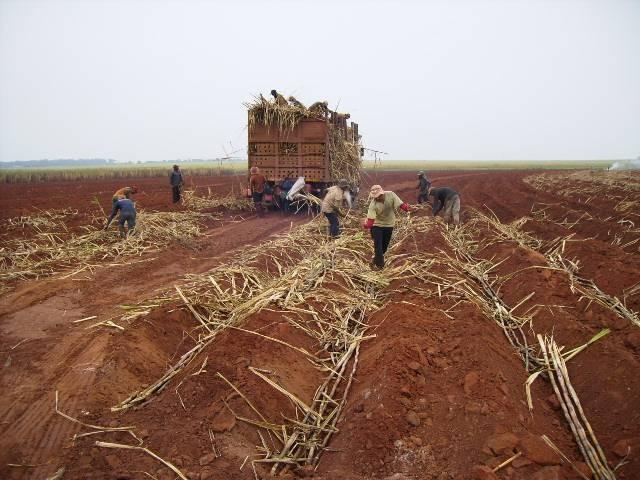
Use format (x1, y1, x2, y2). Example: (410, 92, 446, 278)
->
(321, 186, 345, 214)
(366, 192, 403, 227)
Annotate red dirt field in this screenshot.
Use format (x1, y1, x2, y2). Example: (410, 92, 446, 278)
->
(1, 170, 639, 480)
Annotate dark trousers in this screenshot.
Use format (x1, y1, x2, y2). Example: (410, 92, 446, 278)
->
(418, 192, 428, 204)
(324, 212, 340, 237)
(371, 226, 393, 267)
(172, 185, 182, 203)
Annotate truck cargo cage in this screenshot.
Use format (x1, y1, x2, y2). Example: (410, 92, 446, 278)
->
(246, 93, 362, 191)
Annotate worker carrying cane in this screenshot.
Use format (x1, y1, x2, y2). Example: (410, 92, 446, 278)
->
(362, 184, 410, 269)
(321, 179, 350, 237)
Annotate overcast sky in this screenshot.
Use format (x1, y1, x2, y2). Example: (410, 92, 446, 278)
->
(1, 0, 638, 162)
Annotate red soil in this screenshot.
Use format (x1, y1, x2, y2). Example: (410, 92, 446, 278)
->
(1, 171, 639, 480)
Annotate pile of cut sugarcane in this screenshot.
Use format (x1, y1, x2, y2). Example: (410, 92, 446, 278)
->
(0, 210, 217, 282)
(182, 188, 253, 212)
(110, 213, 429, 473)
(328, 124, 361, 186)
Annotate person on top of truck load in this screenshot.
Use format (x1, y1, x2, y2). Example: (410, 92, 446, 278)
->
(270, 89, 288, 107)
(321, 179, 350, 237)
(429, 186, 461, 225)
(249, 166, 266, 217)
(111, 186, 138, 205)
(170, 164, 184, 204)
(363, 185, 410, 269)
(288, 96, 305, 109)
(308, 101, 329, 117)
(104, 197, 136, 239)
(417, 171, 431, 204)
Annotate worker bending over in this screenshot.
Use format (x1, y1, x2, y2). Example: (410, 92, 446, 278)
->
(429, 186, 461, 225)
(111, 186, 138, 205)
(249, 166, 266, 217)
(363, 185, 410, 269)
(321, 179, 350, 237)
(104, 197, 137, 238)
(417, 171, 431, 203)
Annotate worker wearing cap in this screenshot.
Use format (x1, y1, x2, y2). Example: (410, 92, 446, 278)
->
(417, 171, 431, 204)
(363, 185, 410, 269)
(249, 166, 266, 217)
(429, 186, 461, 225)
(321, 179, 350, 237)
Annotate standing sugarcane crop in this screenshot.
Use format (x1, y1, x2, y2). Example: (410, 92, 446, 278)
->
(321, 179, 350, 237)
(170, 164, 185, 204)
(429, 186, 461, 225)
(417, 171, 431, 204)
(363, 185, 410, 269)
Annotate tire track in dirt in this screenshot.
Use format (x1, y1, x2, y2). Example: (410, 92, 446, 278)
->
(0, 211, 309, 479)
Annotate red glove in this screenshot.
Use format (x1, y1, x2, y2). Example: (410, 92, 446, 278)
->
(400, 203, 410, 212)
(363, 218, 375, 229)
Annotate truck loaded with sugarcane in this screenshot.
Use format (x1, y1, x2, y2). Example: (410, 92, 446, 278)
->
(246, 90, 362, 211)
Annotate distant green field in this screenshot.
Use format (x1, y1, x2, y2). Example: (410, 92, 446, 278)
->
(0, 159, 613, 183)
(0, 162, 245, 183)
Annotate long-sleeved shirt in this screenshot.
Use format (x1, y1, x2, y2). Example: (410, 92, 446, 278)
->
(418, 176, 431, 194)
(430, 187, 458, 215)
(250, 174, 266, 194)
(170, 170, 184, 187)
(321, 185, 345, 214)
(106, 198, 136, 226)
(366, 191, 403, 227)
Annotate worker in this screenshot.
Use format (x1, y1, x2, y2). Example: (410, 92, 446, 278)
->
(321, 179, 350, 237)
(429, 186, 461, 225)
(288, 96, 305, 109)
(270, 89, 288, 106)
(417, 171, 431, 203)
(280, 177, 295, 214)
(308, 101, 329, 116)
(104, 197, 136, 238)
(363, 185, 410, 269)
(170, 165, 184, 204)
(111, 186, 138, 205)
(249, 166, 266, 217)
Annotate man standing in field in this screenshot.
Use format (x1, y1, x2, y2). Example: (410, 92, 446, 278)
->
(249, 166, 266, 217)
(429, 186, 461, 225)
(170, 164, 184, 204)
(104, 197, 137, 239)
(363, 184, 410, 269)
(417, 171, 431, 203)
(321, 179, 350, 237)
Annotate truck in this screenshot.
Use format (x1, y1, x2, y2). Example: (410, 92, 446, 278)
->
(247, 94, 362, 207)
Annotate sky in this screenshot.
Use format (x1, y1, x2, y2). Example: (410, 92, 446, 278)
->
(0, 0, 639, 162)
